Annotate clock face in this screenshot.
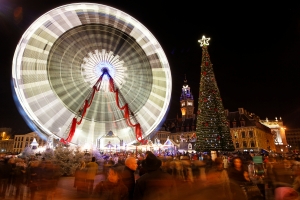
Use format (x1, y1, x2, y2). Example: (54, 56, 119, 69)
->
(181, 102, 185, 107)
(187, 102, 193, 106)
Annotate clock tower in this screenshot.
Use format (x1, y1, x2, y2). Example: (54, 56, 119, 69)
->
(180, 76, 194, 121)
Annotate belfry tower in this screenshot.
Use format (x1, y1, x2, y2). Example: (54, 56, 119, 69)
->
(180, 76, 194, 121)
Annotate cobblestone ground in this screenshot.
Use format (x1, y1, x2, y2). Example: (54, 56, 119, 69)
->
(3, 174, 106, 200)
(3, 174, 275, 200)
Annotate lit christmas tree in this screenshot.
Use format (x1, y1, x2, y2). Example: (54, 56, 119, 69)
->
(195, 36, 235, 152)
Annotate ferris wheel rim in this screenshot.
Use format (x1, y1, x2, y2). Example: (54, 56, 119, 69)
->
(12, 3, 172, 145)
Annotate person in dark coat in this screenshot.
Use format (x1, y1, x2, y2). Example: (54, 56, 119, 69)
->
(133, 153, 177, 200)
(121, 157, 138, 200)
(138, 151, 152, 177)
(227, 157, 250, 184)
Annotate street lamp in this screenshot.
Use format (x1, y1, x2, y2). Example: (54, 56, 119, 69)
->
(286, 145, 292, 153)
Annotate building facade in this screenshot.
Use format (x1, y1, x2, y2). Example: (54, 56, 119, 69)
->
(13, 132, 46, 153)
(285, 128, 300, 152)
(0, 139, 14, 153)
(226, 108, 276, 153)
(260, 117, 288, 153)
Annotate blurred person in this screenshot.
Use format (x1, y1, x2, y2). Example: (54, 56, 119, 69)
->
(94, 165, 128, 199)
(206, 157, 233, 199)
(222, 156, 228, 169)
(292, 165, 300, 192)
(13, 158, 27, 200)
(86, 157, 98, 195)
(74, 160, 87, 193)
(228, 157, 250, 184)
(7, 157, 16, 196)
(134, 153, 177, 200)
(39, 160, 60, 200)
(275, 187, 298, 200)
(181, 157, 246, 200)
(204, 154, 213, 174)
(122, 156, 138, 200)
(26, 159, 40, 200)
(0, 158, 12, 198)
(272, 158, 294, 189)
(228, 157, 260, 199)
(138, 151, 153, 177)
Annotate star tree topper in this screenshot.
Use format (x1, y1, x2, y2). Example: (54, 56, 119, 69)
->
(198, 35, 210, 47)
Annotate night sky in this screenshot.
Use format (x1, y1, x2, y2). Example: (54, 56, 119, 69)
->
(1, 0, 300, 134)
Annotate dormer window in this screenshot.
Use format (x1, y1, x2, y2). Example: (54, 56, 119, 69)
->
(233, 121, 236, 128)
(241, 120, 245, 127)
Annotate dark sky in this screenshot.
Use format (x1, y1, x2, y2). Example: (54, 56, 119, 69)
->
(1, 0, 300, 134)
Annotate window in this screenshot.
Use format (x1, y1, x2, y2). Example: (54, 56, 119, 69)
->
(250, 141, 255, 147)
(235, 142, 239, 148)
(241, 120, 245, 127)
(233, 122, 236, 128)
(241, 131, 246, 138)
(249, 131, 253, 138)
(243, 141, 247, 147)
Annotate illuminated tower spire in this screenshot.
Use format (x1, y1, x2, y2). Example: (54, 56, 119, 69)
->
(195, 36, 234, 152)
(180, 75, 194, 121)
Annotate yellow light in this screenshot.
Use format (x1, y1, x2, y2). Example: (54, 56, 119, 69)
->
(198, 35, 210, 47)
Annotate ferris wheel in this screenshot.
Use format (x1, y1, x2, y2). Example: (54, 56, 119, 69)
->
(12, 3, 172, 146)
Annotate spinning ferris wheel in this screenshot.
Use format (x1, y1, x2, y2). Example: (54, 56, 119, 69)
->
(12, 3, 172, 146)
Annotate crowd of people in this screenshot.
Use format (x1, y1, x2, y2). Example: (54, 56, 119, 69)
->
(2, 151, 300, 199)
(0, 156, 61, 199)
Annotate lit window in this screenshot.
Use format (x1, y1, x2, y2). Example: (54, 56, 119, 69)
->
(233, 122, 236, 128)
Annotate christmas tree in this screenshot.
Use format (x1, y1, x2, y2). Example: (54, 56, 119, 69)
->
(195, 36, 235, 152)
